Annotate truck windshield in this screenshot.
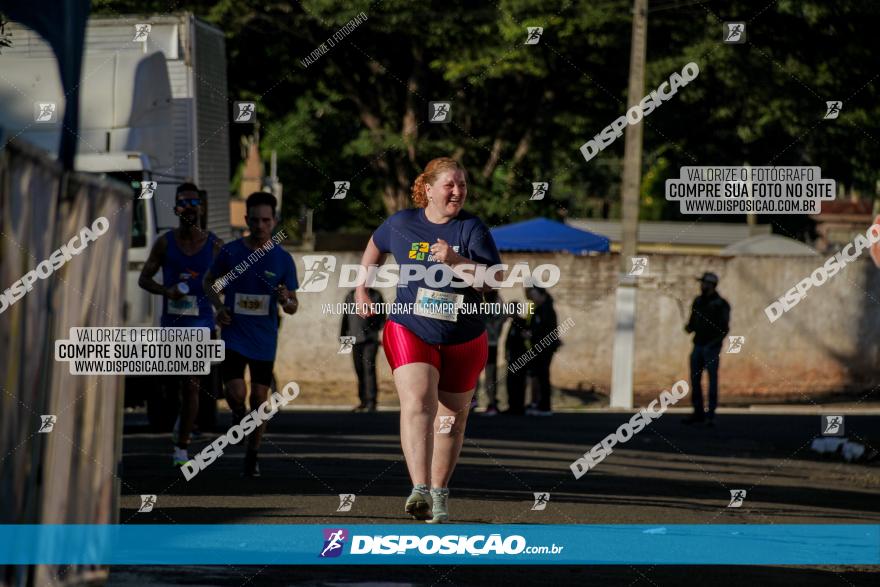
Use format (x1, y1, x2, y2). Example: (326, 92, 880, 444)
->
(103, 172, 148, 248)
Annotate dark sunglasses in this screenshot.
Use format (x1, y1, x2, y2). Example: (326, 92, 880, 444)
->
(176, 198, 202, 208)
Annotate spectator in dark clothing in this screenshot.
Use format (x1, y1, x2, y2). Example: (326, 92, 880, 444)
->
(477, 291, 507, 416)
(503, 301, 530, 415)
(341, 288, 386, 412)
(683, 272, 730, 425)
(525, 286, 560, 416)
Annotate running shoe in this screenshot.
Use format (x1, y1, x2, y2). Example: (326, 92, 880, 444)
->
(172, 446, 189, 467)
(526, 407, 552, 417)
(405, 489, 430, 520)
(482, 406, 499, 417)
(242, 449, 261, 478)
(427, 487, 449, 524)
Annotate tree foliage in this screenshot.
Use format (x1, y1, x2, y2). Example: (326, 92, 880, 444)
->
(92, 0, 880, 235)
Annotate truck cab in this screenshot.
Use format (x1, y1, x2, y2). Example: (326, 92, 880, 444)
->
(75, 152, 163, 326)
(72, 152, 182, 426)
(1, 15, 229, 430)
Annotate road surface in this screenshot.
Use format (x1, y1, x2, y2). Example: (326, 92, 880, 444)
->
(109, 408, 879, 585)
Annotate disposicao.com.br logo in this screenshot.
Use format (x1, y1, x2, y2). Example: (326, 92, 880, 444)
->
(320, 528, 349, 558)
(298, 256, 560, 292)
(318, 529, 564, 557)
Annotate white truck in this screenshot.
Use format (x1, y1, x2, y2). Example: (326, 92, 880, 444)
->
(0, 13, 231, 427)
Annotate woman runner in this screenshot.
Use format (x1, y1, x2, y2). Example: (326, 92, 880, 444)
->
(355, 157, 502, 523)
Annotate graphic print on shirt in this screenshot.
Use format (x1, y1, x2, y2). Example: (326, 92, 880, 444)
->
(371, 209, 501, 345)
(408, 241, 459, 263)
(409, 241, 430, 260)
(209, 238, 299, 361)
(161, 232, 217, 327)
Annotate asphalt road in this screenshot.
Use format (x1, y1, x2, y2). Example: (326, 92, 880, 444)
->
(109, 408, 880, 585)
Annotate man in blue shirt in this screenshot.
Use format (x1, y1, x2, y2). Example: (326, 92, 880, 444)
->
(204, 192, 298, 477)
(139, 182, 223, 467)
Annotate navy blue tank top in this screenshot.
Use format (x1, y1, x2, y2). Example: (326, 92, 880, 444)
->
(160, 230, 217, 328)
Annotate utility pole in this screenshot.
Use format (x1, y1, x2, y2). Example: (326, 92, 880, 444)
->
(269, 150, 283, 215)
(744, 161, 757, 232)
(610, 0, 648, 409)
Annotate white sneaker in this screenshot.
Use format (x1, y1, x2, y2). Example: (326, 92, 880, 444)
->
(172, 446, 189, 466)
(427, 488, 449, 524)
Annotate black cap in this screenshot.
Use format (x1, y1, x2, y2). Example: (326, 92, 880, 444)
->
(696, 272, 719, 285)
(176, 182, 200, 195)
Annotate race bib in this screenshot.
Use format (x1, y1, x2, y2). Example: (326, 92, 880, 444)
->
(412, 288, 463, 322)
(234, 293, 270, 316)
(167, 295, 198, 316)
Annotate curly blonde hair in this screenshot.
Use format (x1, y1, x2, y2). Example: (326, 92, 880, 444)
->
(411, 157, 468, 208)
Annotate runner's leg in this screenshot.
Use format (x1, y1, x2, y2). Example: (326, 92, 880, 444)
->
(177, 375, 200, 447)
(222, 350, 249, 422)
(224, 379, 248, 422)
(430, 389, 473, 487)
(432, 331, 487, 486)
(247, 382, 271, 451)
(394, 362, 439, 487)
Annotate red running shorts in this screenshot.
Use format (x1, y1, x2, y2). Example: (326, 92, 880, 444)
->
(382, 320, 488, 393)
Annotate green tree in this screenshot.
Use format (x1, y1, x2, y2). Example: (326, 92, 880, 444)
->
(93, 0, 880, 236)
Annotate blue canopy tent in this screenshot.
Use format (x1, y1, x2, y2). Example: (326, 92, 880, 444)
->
(490, 217, 610, 254)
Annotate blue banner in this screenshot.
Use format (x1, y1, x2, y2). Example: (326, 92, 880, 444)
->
(2, 525, 877, 565)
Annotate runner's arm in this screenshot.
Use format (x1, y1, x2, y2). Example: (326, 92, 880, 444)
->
(203, 237, 227, 303)
(203, 268, 225, 311)
(449, 254, 503, 292)
(204, 243, 233, 325)
(203, 268, 233, 325)
(279, 287, 298, 315)
(355, 238, 387, 317)
(212, 236, 225, 256)
(431, 236, 502, 293)
(278, 253, 299, 315)
(138, 235, 174, 297)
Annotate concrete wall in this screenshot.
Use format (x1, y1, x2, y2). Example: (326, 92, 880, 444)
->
(276, 250, 880, 401)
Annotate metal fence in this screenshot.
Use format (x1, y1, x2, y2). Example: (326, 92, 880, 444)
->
(1, 138, 131, 586)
